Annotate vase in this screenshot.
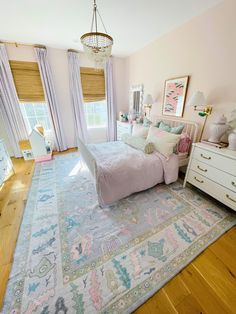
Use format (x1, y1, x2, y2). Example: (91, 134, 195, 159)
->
(228, 129, 236, 150)
(208, 115, 228, 143)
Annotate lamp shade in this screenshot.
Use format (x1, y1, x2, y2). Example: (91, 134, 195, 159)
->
(188, 91, 206, 107)
(144, 94, 153, 104)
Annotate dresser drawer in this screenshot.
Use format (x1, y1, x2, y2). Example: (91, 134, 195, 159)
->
(188, 170, 236, 211)
(190, 159, 236, 193)
(192, 146, 236, 175)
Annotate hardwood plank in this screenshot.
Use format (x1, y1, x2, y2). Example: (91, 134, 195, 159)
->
(180, 265, 230, 314)
(135, 289, 178, 314)
(163, 275, 190, 307)
(175, 294, 204, 314)
(209, 229, 236, 273)
(192, 250, 236, 312)
(0, 225, 17, 265)
(0, 264, 11, 307)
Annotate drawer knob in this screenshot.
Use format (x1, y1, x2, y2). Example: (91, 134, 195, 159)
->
(232, 181, 236, 188)
(226, 194, 236, 203)
(194, 176, 204, 183)
(197, 165, 207, 172)
(200, 153, 211, 160)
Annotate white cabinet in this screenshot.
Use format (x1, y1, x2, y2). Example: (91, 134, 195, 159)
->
(184, 143, 236, 211)
(0, 139, 14, 185)
(117, 121, 133, 140)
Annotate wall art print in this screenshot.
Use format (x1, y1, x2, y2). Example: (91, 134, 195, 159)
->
(162, 76, 189, 117)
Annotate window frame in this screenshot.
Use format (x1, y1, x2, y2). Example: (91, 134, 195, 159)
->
(84, 100, 108, 129)
(19, 102, 51, 133)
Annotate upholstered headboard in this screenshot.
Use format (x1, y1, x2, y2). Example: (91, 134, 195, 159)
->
(151, 115, 199, 144)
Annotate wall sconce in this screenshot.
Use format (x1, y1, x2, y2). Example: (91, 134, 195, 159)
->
(188, 91, 213, 140)
(144, 94, 153, 118)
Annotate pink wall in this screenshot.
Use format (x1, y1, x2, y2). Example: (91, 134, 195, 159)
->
(125, 0, 236, 138)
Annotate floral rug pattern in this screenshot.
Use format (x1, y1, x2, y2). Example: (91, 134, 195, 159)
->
(3, 153, 236, 314)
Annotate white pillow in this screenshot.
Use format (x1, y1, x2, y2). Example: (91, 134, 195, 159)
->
(146, 126, 181, 157)
(132, 124, 149, 138)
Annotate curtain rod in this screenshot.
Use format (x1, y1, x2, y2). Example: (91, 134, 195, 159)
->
(68, 49, 79, 53)
(0, 40, 46, 48)
(0, 41, 80, 52)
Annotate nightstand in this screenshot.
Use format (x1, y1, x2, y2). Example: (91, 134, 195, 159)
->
(184, 142, 236, 211)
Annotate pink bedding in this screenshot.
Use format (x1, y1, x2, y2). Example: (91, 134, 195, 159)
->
(87, 141, 179, 206)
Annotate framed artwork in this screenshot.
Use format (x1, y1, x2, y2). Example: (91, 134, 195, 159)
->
(162, 76, 189, 117)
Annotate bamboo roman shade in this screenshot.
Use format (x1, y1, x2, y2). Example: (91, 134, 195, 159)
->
(80, 67, 105, 102)
(9, 60, 45, 102)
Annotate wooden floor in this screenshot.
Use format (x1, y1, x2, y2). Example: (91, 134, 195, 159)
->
(0, 152, 236, 313)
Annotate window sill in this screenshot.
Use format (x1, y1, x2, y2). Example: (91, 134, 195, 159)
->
(87, 126, 107, 129)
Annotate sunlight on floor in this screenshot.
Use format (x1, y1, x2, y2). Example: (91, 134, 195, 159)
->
(68, 161, 86, 176)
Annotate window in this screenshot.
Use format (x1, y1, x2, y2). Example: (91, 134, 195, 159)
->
(20, 102, 51, 133)
(80, 67, 107, 128)
(84, 100, 107, 128)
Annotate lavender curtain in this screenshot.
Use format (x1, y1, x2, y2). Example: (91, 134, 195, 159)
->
(0, 43, 28, 157)
(67, 51, 88, 144)
(105, 57, 117, 141)
(34, 47, 67, 151)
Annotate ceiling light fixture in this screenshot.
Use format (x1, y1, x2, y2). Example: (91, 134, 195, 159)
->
(80, 0, 113, 68)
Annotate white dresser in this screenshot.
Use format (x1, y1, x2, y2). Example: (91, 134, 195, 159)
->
(117, 121, 133, 140)
(184, 143, 236, 211)
(0, 139, 14, 186)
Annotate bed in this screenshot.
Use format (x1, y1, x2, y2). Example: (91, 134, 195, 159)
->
(78, 116, 199, 206)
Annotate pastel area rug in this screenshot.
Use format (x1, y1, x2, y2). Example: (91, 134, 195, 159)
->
(3, 153, 236, 314)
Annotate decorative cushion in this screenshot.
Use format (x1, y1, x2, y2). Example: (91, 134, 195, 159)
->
(132, 123, 149, 138)
(122, 134, 155, 154)
(155, 121, 161, 128)
(159, 121, 185, 134)
(177, 133, 192, 154)
(143, 117, 152, 127)
(146, 126, 181, 157)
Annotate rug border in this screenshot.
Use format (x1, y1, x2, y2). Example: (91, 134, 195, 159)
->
(124, 220, 235, 314)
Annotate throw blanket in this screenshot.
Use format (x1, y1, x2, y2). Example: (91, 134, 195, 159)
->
(87, 141, 179, 206)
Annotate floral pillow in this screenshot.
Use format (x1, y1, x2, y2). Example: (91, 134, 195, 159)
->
(146, 126, 181, 157)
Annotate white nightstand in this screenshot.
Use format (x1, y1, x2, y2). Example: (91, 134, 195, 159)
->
(117, 121, 133, 140)
(184, 143, 236, 211)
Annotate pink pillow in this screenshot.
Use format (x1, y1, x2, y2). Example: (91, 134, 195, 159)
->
(177, 133, 192, 154)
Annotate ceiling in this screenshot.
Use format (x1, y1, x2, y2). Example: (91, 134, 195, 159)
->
(0, 0, 222, 57)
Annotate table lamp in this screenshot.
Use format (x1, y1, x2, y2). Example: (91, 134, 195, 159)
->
(144, 94, 153, 117)
(188, 91, 212, 140)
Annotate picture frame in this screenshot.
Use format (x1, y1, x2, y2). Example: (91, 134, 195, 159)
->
(162, 76, 189, 117)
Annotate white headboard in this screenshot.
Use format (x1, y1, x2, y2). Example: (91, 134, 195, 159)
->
(151, 115, 199, 144)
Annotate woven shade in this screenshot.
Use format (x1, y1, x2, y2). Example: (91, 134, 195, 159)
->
(10, 60, 45, 102)
(80, 67, 105, 102)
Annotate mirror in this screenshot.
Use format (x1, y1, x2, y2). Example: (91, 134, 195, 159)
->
(130, 84, 144, 115)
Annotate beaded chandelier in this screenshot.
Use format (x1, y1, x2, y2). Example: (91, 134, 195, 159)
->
(80, 0, 113, 67)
